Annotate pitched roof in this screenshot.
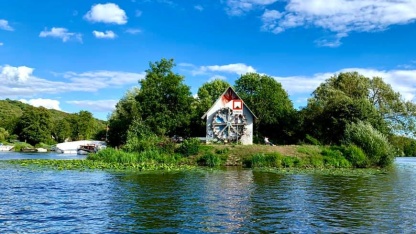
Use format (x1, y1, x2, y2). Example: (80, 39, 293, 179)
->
(201, 86, 257, 119)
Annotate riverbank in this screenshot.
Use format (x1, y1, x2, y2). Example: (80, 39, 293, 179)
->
(1, 144, 390, 173)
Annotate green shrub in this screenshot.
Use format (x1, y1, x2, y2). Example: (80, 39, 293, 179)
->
(305, 134, 321, 145)
(35, 142, 51, 149)
(90, 147, 181, 165)
(309, 155, 324, 168)
(215, 147, 229, 155)
(123, 134, 160, 153)
(250, 153, 283, 168)
(344, 121, 395, 167)
(282, 156, 297, 168)
(122, 119, 160, 153)
(156, 137, 176, 154)
(13, 142, 34, 151)
(321, 147, 352, 168)
(178, 138, 200, 156)
(341, 144, 368, 168)
(198, 152, 222, 167)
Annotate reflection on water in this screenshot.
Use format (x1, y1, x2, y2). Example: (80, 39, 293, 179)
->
(0, 154, 416, 233)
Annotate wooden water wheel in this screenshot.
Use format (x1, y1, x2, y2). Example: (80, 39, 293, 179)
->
(211, 107, 247, 142)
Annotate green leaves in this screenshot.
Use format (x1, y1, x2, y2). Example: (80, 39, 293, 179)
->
(136, 58, 193, 136)
(16, 107, 52, 145)
(235, 73, 296, 144)
(303, 71, 416, 144)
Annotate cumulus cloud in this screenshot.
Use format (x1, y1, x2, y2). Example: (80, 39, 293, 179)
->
(19, 98, 61, 110)
(225, 0, 278, 16)
(179, 62, 256, 76)
(0, 19, 13, 31)
(201, 63, 256, 75)
(62, 70, 145, 86)
(93, 30, 117, 39)
(67, 100, 118, 112)
(84, 3, 127, 24)
(259, 0, 416, 46)
(39, 27, 82, 42)
(0, 64, 145, 98)
(1, 65, 33, 82)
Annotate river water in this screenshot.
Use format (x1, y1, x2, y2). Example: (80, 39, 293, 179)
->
(0, 152, 415, 233)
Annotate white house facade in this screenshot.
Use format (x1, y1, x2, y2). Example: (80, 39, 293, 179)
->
(202, 87, 256, 145)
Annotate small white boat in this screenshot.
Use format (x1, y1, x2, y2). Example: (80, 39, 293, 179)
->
(77, 145, 97, 155)
(36, 148, 48, 153)
(56, 140, 106, 154)
(0, 144, 14, 151)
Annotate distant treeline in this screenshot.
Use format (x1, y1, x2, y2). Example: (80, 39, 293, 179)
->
(0, 99, 106, 145)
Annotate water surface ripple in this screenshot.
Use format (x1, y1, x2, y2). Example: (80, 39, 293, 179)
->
(0, 153, 416, 233)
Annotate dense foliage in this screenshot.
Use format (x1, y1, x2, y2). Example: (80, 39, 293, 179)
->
(0, 99, 106, 145)
(136, 58, 194, 136)
(344, 121, 395, 167)
(5, 58, 416, 169)
(234, 73, 297, 144)
(300, 72, 415, 145)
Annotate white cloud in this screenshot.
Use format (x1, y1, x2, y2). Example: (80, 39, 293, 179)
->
(93, 30, 117, 39)
(261, 9, 283, 32)
(125, 28, 142, 34)
(1, 65, 34, 82)
(194, 5, 204, 11)
(63, 71, 145, 86)
(260, 0, 416, 47)
(84, 3, 127, 24)
(0, 42, 3, 46)
(0, 19, 13, 31)
(201, 63, 256, 75)
(67, 100, 118, 112)
(179, 62, 256, 76)
(19, 98, 61, 110)
(0, 65, 145, 98)
(39, 27, 82, 42)
(225, 0, 278, 16)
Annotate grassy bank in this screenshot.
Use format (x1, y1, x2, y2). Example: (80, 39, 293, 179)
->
(5, 143, 391, 173)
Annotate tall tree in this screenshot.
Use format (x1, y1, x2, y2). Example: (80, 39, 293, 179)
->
(136, 58, 193, 136)
(52, 118, 71, 143)
(302, 72, 416, 144)
(0, 127, 9, 142)
(108, 87, 141, 146)
(16, 107, 52, 145)
(75, 111, 95, 140)
(234, 73, 296, 143)
(369, 77, 416, 134)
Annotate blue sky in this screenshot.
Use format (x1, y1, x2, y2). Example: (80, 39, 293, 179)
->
(1, 0, 416, 120)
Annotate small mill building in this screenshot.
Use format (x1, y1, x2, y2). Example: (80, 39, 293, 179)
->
(202, 87, 256, 145)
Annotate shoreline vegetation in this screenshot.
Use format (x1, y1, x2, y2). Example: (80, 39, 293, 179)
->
(4, 142, 391, 175)
(3, 59, 416, 175)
